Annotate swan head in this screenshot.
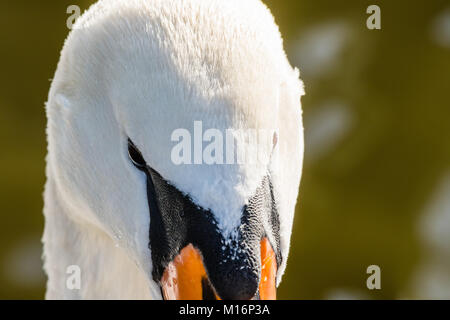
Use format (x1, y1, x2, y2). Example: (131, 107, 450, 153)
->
(46, 0, 304, 300)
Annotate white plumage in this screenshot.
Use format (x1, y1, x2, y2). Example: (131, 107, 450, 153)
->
(44, 0, 304, 299)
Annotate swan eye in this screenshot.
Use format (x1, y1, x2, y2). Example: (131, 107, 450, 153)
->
(128, 139, 147, 169)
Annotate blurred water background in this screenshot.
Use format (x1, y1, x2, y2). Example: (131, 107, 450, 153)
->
(0, 0, 449, 299)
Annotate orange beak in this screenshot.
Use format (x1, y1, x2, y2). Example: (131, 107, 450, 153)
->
(160, 238, 277, 300)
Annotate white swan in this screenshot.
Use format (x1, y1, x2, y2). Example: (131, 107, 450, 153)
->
(43, 0, 304, 300)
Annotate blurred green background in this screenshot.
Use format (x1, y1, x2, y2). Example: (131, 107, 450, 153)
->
(1, 0, 449, 299)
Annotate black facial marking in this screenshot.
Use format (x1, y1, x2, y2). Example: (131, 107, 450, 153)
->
(146, 168, 281, 300)
(201, 277, 217, 300)
(127, 139, 281, 300)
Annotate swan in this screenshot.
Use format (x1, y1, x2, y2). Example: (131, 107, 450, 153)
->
(43, 0, 304, 300)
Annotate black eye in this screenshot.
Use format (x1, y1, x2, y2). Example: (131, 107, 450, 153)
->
(128, 139, 147, 169)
